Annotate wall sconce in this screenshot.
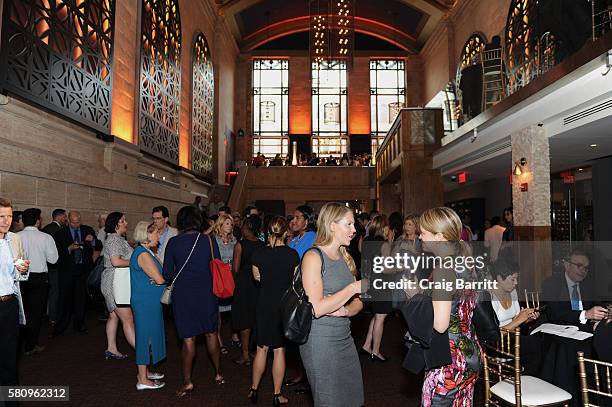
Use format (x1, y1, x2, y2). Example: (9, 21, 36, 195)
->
(513, 157, 527, 176)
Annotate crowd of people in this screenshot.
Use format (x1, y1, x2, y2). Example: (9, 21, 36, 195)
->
(1, 196, 611, 406)
(252, 152, 373, 168)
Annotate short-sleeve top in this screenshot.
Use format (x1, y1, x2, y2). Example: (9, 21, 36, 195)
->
(289, 231, 316, 259)
(102, 233, 133, 271)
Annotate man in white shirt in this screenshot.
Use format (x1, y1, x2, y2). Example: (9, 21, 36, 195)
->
(152, 206, 177, 264)
(19, 208, 59, 355)
(0, 198, 30, 389)
(484, 216, 506, 262)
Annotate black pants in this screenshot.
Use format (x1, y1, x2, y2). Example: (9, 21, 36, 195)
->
(0, 296, 19, 386)
(21, 273, 48, 351)
(54, 270, 87, 335)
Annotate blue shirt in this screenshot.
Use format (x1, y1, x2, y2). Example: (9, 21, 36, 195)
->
(0, 235, 17, 296)
(289, 230, 316, 259)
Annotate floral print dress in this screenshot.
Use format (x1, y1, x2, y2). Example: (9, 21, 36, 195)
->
(422, 290, 482, 407)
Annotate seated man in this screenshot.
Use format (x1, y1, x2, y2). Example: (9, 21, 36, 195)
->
(543, 248, 609, 330)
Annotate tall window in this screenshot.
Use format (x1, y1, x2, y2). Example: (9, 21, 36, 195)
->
(191, 33, 214, 178)
(505, 0, 537, 95)
(312, 60, 347, 158)
(370, 59, 405, 154)
(252, 59, 289, 158)
(0, 0, 115, 132)
(139, 0, 181, 163)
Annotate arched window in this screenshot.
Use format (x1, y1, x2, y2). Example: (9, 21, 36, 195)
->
(459, 33, 486, 74)
(0, 0, 115, 131)
(191, 33, 214, 177)
(505, 0, 537, 95)
(139, 0, 181, 163)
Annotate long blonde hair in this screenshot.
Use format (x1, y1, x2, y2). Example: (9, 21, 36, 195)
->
(419, 207, 471, 257)
(315, 202, 357, 276)
(213, 214, 234, 238)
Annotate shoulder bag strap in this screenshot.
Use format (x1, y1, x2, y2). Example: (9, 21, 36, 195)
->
(169, 233, 200, 287)
(208, 234, 216, 260)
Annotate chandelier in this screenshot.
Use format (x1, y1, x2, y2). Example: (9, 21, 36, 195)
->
(309, 0, 354, 68)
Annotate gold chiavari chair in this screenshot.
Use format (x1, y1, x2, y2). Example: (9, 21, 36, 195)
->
(483, 328, 572, 406)
(524, 290, 541, 310)
(577, 351, 612, 406)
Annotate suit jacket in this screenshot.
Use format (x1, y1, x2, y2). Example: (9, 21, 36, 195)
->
(55, 225, 100, 275)
(42, 221, 63, 237)
(158, 226, 178, 264)
(543, 272, 597, 329)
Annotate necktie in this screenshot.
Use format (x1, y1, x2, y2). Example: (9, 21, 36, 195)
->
(571, 283, 581, 311)
(73, 228, 83, 265)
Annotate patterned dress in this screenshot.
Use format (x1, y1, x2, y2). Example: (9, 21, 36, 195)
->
(422, 290, 482, 407)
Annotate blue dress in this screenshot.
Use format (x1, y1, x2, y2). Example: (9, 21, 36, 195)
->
(130, 245, 166, 365)
(162, 232, 219, 339)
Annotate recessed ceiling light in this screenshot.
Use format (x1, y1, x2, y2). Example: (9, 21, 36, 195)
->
(578, 168, 583, 171)
(590, 144, 597, 147)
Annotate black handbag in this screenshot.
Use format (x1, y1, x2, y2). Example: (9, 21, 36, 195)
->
(280, 247, 324, 344)
(472, 290, 500, 343)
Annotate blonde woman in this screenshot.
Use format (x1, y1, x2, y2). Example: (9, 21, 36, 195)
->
(212, 214, 238, 353)
(130, 221, 166, 390)
(418, 207, 481, 406)
(248, 216, 300, 405)
(300, 202, 367, 407)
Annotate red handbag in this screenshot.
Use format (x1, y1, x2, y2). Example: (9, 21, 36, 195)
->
(208, 235, 235, 298)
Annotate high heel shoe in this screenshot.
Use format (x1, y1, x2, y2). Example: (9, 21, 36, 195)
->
(370, 353, 387, 362)
(136, 381, 165, 391)
(248, 387, 258, 403)
(176, 383, 193, 398)
(272, 393, 288, 406)
(104, 350, 128, 360)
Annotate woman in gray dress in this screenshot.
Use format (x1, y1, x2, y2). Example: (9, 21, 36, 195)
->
(300, 202, 368, 407)
(101, 212, 135, 360)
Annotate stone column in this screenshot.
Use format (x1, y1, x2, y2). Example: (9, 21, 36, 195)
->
(511, 125, 552, 291)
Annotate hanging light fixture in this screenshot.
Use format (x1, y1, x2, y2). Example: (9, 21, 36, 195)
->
(309, 0, 354, 69)
(260, 101, 276, 123)
(324, 102, 340, 124)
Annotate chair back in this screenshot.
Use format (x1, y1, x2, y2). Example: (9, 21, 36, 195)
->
(523, 289, 541, 310)
(577, 351, 612, 406)
(483, 327, 522, 406)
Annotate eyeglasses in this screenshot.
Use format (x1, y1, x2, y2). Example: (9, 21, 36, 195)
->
(568, 261, 589, 271)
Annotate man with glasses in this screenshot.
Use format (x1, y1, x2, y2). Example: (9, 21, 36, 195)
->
(543, 248, 608, 328)
(151, 206, 177, 264)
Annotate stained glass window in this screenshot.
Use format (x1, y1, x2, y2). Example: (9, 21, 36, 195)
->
(139, 0, 181, 163)
(252, 59, 289, 158)
(312, 60, 347, 158)
(0, 0, 115, 132)
(370, 59, 405, 154)
(459, 34, 486, 72)
(191, 33, 214, 177)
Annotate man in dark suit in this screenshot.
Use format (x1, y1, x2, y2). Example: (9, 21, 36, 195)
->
(53, 211, 100, 336)
(543, 249, 609, 329)
(542, 249, 610, 406)
(41, 209, 67, 329)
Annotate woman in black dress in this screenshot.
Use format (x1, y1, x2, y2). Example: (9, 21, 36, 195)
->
(231, 216, 264, 365)
(360, 215, 395, 362)
(248, 216, 300, 406)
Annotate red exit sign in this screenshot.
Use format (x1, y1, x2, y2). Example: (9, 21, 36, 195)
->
(457, 172, 467, 184)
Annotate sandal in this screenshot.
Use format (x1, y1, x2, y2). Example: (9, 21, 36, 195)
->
(220, 346, 229, 355)
(215, 374, 225, 385)
(233, 357, 252, 366)
(273, 393, 289, 406)
(176, 383, 194, 398)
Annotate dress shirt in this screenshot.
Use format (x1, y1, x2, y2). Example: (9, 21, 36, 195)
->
(159, 226, 171, 251)
(18, 226, 58, 273)
(565, 272, 587, 324)
(0, 236, 16, 296)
